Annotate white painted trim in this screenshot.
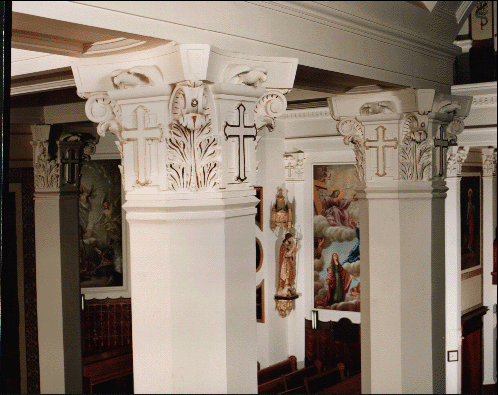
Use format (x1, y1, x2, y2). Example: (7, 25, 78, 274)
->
(454, 39, 472, 53)
(10, 77, 76, 96)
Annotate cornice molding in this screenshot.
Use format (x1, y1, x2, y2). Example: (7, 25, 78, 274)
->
(255, 1, 460, 59)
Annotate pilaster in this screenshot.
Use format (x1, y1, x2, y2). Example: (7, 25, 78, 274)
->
(31, 125, 85, 394)
(329, 88, 472, 394)
(72, 43, 297, 393)
(283, 151, 306, 362)
(481, 147, 497, 386)
(445, 145, 469, 394)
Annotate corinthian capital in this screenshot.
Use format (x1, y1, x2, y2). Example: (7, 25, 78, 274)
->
(72, 43, 297, 194)
(328, 88, 473, 183)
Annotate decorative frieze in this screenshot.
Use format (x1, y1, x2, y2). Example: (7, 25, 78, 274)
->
(329, 88, 473, 183)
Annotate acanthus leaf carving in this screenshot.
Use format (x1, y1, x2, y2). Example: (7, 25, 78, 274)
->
(399, 114, 432, 181)
(31, 140, 60, 190)
(167, 80, 219, 191)
(166, 119, 219, 191)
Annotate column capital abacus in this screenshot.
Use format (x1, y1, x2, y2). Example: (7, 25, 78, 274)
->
(481, 147, 497, 177)
(72, 43, 297, 196)
(329, 88, 473, 183)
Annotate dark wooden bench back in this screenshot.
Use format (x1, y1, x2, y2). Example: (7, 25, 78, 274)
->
(282, 360, 321, 391)
(304, 363, 345, 394)
(258, 376, 286, 394)
(258, 355, 297, 385)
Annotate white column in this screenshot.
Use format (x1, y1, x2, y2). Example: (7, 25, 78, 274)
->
(31, 126, 83, 394)
(72, 43, 297, 393)
(329, 88, 472, 394)
(482, 147, 497, 386)
(445, 145, 469, 394)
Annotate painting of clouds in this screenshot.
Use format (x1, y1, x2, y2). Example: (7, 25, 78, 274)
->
(313, 164, 361, 312)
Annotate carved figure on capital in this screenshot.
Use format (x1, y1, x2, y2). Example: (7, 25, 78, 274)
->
(284, 151, 305, 181)
(111, 65, 163, 89)
(223, 64, 268, 87)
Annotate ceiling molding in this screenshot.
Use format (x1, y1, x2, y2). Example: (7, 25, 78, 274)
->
(11, 77, 76, 96)
(12, 29, 85, 57)
(258, 1, 460, 59)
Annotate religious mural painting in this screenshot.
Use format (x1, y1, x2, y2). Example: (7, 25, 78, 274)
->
(313, 164, 361, 312)
(460, 175, 482, 271)
(79, 160, 124, 288)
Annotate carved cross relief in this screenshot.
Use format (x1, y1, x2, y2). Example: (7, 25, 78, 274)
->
(223, 104, 258, 182)
(60, 148, 80, 186)
(122, 105, 163, 187)
(364, 125, 398, 177)
(434, 125, 450, 177)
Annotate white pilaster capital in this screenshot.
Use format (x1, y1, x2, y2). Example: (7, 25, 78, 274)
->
(284, 151, 306, 181)
(72, 43, 297, 195)
(481, 147, 497, 177)
(328, 88, 473, 183)
(446, 146, 470, 178)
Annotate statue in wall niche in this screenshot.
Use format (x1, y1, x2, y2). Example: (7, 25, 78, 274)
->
(275, 233, 299, 318)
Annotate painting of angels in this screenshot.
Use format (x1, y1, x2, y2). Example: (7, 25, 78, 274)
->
(79, 160, 123, 288)
(313, 164, 361, 312)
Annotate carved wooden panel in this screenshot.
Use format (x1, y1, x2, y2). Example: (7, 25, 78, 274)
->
(81, 298, 132, 356)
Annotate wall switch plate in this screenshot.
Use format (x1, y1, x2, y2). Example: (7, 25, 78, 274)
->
(448, 350, 459, 362)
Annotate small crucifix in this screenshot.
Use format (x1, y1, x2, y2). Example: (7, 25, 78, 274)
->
(364, 125, 398, 177)
(223, 103, 258, 182)
(122, 105, 162, 186)
(434, 125, 449, 177)
(59, 147, 80, 186)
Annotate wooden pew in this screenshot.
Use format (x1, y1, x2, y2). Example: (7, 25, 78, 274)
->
(282, 360, 322, 391)
(258, 356, 297, 385)
(258, 376, 286, 394)
(304, 363, 345, 394)
(82, 345, 133, 394)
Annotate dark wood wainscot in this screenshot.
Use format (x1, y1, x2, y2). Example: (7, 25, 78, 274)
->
(81, 297, 133, 393)
(461, 306, 489, 395)
(305, 318, 361, 377)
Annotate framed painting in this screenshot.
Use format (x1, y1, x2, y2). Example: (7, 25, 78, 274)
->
(313, 164, 361, 312)
(460, 174, 482, 271)
(79, 159, 128, 295)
